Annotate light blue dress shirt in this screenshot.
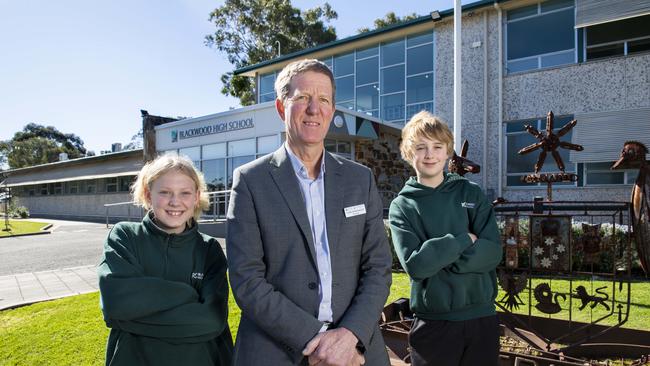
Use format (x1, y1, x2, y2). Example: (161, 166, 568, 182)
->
(285, 143, 333, 327)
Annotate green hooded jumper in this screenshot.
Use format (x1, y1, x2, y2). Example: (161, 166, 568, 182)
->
(97, 212, 233, 366)
(389, 173, 502, 321)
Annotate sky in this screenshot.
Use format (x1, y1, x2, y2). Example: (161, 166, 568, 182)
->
(1, 0, 468, 155)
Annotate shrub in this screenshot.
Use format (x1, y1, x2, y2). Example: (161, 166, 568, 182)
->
(14, 206, 29, 218)
(7, 199, 29, 218)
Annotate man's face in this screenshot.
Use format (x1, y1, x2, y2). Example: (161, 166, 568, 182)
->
(276, 71, 334, 150)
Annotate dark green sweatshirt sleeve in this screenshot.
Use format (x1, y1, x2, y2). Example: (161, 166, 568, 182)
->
(449, 188, 503, 274)
(98, 224, 199, 321)
(389, 202, 474, 281)
(110, 242, 230, 342)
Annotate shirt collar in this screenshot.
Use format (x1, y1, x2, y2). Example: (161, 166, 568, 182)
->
(284, 142, 326, 180)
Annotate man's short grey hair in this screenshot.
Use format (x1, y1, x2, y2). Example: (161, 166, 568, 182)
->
(274, 59, 336, 104)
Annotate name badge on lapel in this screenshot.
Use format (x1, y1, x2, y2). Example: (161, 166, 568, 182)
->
(344, 204, 366, 218)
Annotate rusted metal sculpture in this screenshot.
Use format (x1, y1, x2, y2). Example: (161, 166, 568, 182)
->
(533, 283, 566, 314)
(518, 111, 583, 200)
(379, 114, 650, 365)
(518, 111, 583, 173)
(447, 139, 480, 176)
(572, 286, 610, 311)
(497, 269, 527, 310)
(611, 141, 650, 275)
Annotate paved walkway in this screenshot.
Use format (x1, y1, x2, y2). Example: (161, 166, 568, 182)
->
(0, 265, 97, 310)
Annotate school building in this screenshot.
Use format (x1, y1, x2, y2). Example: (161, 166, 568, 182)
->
(234, 0, 650, 203)
(2, 0, 650, 221)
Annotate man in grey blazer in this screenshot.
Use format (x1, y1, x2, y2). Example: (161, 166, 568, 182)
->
(227, 59, 392, 365)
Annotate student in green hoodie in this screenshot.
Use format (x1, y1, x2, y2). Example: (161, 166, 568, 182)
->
(97, 154, 233, 366)
(389, 111, 503, 366)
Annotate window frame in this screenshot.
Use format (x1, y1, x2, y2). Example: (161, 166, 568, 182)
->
(585, 32, 650, 61)
(505, 0, 577, 74)
(583, 162, 638, 186)
(105, 177, 118, 193)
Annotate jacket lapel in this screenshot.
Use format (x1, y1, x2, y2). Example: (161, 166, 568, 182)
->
(324, 152, 344, 256)
(268, 147, 317, 263)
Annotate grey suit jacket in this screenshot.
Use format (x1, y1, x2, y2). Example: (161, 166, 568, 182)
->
(227, 147, 392, 365)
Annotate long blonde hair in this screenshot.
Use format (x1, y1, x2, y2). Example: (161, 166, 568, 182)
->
(131, 153, 209, 220)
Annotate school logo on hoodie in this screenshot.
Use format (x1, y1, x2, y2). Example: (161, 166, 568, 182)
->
(461, 202, 476, 208)
(191, 272, 204, 280)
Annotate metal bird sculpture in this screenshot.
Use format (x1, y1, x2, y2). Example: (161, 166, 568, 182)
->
(518, 111, 584, 173)
(611, 141, 650, 275)
(497, 269, 528, 310)
(448, 140, 480, 176)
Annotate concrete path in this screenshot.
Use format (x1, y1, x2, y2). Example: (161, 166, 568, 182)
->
(0, 265, 97, 310)
(0, 216, 228, 311)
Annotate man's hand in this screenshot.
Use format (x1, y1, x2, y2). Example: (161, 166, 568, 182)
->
(468, 233, 478, 243)
(302, 327, 365, 366)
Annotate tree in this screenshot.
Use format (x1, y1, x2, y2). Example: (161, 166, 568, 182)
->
(357, 12, 419, 33)
(205, 0, 338, 105)
(123, 128, 143, 150)
(0, 124, 88, 169)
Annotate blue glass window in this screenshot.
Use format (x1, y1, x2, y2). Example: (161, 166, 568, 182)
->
(407, 43, 433, 75)
(356, 57, 378, 85)
(334, 53, 354, 77)
(407, 32, 433, 47)
(356, 46, 378, 59)
(407, 73, 433, 104)
(406, 102, 433, 121)
(507, 4, 537, 20)
(356, 84, 379, 112)
(381, 40, 405, 66)
(586, 14, 650, 60)
(203, 159, 226, 191)
(381, 93, 405, 122)
(259, 73, 276, 102)
(335, 75, 354, 103)
(540, 51, 574, 68)
(381, 65, 404, 94)
(506, 1, 575, 73)
(260, 94, 276, 102)
(259, 73, 275, 95)
(541, 0, 574, 12)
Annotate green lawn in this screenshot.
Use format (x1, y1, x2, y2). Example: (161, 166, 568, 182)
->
(0, 220, 49, 237)
(495, 277, 650, 328)
(0, 293, 108, 366)
(0, 273, 648, 365)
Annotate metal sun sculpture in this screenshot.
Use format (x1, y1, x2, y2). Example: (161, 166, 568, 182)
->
(517, 111, 584, 200)
(518, 111, 583, 173)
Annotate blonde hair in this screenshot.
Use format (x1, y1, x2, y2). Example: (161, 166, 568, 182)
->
(132, 153, 209, 220)
(400, 111, 454, 164)
(274, 59, 335, 103)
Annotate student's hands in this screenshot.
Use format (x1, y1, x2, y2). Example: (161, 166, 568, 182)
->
(468, 233, 478, 243)
(303, 327, 365, 366)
